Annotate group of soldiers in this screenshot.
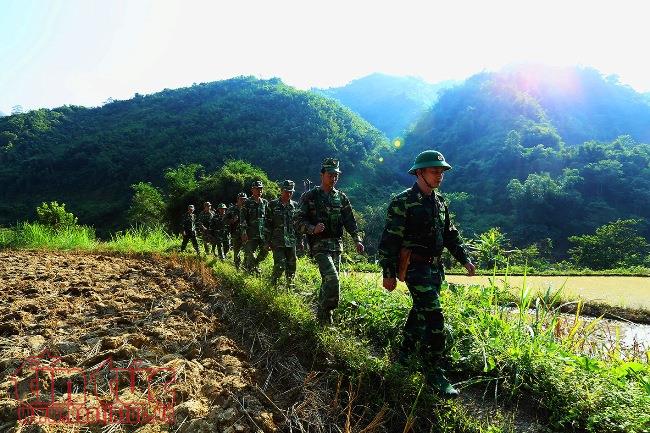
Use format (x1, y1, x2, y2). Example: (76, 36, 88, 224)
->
(180, 152, 476, 398)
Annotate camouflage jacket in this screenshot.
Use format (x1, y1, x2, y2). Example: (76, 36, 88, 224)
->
(297, 187, 361, 252)
(240, 197, 269, 240)
(225, 205, 242, 234)
(210, 213, 229, 238)
(377, 183, 469, 278)
(197, 210, 214, 232)
(266, 198, 298, 248)
(182, 213, 196, 235)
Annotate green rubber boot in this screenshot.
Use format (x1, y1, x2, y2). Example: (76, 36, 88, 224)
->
(427, 366, 459, 398)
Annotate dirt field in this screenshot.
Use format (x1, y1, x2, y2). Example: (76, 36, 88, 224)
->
(0, 251, 279, 433)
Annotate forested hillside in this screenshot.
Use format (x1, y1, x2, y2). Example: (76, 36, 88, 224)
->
(314, 73, 455, 138)
(395, 66, 650, 253)
(0, 77, 391, 230)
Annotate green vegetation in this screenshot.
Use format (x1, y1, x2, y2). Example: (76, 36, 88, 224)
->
(36, 200, 78, 228)
(1, 222, 97, 250)
(0, 76, 390, 231)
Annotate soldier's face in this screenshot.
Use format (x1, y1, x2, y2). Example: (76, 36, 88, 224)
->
(281, 190, 293, 201)
(321, 171, 339, 188)
(237, 197, 245, 206)
(218, 208, 226, 215)
(252, 187, 262, 198)
(420, 167, 445, 188)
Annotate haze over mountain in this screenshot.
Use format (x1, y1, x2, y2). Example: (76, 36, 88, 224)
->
(313, 73, 457, 139)
(392, 65, 650, 251)
(0, 77, 390, 230)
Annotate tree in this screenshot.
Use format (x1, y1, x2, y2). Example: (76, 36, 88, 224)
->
(568, 219, 649, 269)
(11, 105, 23, 115)
(127, 182, 166, 227)
(36, 201, 78, 229)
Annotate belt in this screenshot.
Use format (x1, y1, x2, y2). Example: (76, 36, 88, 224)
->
(410, 253, 441, 265)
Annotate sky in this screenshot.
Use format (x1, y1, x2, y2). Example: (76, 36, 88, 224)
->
(1, 0, 649, 114)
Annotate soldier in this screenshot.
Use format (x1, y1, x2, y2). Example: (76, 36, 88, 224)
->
(240, 180, 269, 274)
(377, 150, 476, 398)
(211, 203, 230, 260)
(266, 180, 299, 286)
(180, 204, 200, 255)
(197, 201, 215, 254)
(297, 158, 364, 325)
(226, 192, 247, 269)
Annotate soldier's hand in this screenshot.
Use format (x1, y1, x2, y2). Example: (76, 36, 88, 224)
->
(242, 233, 248, 243)
(313, 223, 326, 234)
(383, 277, 397, 292)
(465, 261, 476, 276)
(356, 242, 365, 254)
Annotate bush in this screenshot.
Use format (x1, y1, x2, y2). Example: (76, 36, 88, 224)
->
(36, 201, 78, 229)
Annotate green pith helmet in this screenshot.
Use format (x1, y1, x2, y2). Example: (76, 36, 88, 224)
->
(251, 180, 264, 188)
(281, 180, 295, 191)
(237, 192, 248, 199)
(203, 201, 211, 207)
(321, 158, 341, 173)
(408, 150, 452, 175)
(217, 203, 227, 209)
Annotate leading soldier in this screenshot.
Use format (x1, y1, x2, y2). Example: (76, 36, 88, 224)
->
(297, 158, 364, 325)
(377, 150, 476, 398)
(266, 180, 299, 287)
(240, 180, 269, 274)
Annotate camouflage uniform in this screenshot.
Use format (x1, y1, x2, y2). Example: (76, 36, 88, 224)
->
(210, 204, 230, 260)
(240, 181, 269, 273)
(180, 208, 200, 254)
(226, 195, 246, 269)
(197, 205, 215, 254)
(297, 159, 361, 323)
(378, 183, 468, 365)
(266, 180, 299, 285)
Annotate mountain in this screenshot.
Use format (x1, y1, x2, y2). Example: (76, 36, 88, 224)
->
(394, 65, 650, 253)
(313, 73, 457, 139)
(0, 77, 391, 230)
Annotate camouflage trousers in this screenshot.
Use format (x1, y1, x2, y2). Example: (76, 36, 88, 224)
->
(214, 233, 230, 259)
(243, 238, 269, 273)
(314, 251, 341, 320)
(402, 261, 446, 365)
(200, 230, 215, 254)
(271, 246, 297, 285)
(231, 233, 243, 268)
(180, 233, 200, 254)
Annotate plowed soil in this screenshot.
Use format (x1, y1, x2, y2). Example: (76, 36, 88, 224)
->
(0, 251, 279, 433)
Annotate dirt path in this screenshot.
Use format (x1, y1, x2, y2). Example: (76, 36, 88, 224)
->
(0, 251, 278, 433)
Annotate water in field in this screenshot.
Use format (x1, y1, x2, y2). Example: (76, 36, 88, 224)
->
(446, 275, 650, 310)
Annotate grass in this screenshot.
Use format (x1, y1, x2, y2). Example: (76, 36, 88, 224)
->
(3, 225, 649, 432)
(0, 222, 97, 250)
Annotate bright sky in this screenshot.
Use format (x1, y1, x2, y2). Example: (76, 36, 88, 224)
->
(1, 0, 648, 114)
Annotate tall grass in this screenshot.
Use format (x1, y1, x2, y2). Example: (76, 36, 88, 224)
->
(103, 225, 179, 253)
(2, 222, 97, 249)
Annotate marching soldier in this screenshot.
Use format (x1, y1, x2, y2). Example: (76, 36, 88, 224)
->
(211, 203, 230, 259)
(297, 158, 364, 325)
(240, 180, 269, 274)
(197, 201, 215, 254)
(180, 204, 200, 255)
(266, 180, 299, 286)
(378, 150, 476, 398)
(226, 192, 247, 269)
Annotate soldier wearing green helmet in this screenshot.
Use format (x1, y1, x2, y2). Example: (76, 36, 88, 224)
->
(378, 150, 476, 398)
(266, 180, 299, 286)
(297, 158, 364, 325)
(241, 180, 269, 274)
